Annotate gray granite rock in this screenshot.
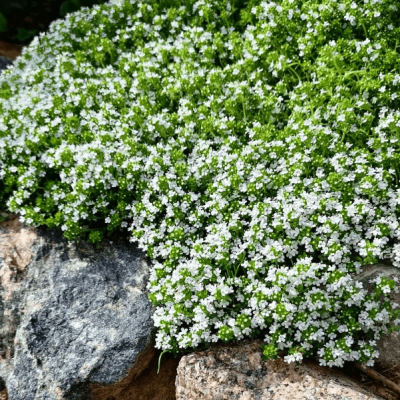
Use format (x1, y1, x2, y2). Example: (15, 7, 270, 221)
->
(0, 56, 13, 74)
(0, 213, 154, 399)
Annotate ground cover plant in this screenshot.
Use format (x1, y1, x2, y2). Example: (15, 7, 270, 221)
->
(1, 0, 400, 369)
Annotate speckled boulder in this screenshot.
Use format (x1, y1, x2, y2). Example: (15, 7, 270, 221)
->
(175, 339, 386, 400)
(353, 264, 400, 372)
(0, 212, 154, 400)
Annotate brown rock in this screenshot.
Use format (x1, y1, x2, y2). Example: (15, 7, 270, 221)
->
(0, 212, 37, 364)
(0, 41, 23, 60)
(176, 339, 386, 400)
(0, 213, 37, 303)
(0, 389, 7, 400)
(0, 211, 35, 400)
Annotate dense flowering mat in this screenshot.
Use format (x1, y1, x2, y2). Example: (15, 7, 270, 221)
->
(1, 0, 400, 368)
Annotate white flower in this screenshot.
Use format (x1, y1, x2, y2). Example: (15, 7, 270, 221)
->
(0, 0, 398, 370)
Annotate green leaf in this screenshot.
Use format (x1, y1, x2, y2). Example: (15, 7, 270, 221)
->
(0, 12, 8, 33)
(157, 350, 169, 374)
(12, 28, 38, 42)
(60, 0, 82, 17)
(0, 213, 9, 224)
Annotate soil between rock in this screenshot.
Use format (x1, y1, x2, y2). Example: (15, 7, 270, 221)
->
(0, 344, 182, 400)
(106, 344, 182, 400)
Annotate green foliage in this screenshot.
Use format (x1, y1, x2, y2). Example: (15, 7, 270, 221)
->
(12, 27, 38, 42)
(1, 0, 400, 369)
(0, 0, 106, 44)
(0, 12, 8, 33)
(0, 213, 9, 224)
(60, 0, 108, 17)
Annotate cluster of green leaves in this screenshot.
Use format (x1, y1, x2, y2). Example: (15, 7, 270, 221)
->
(1, 0, 400, 368)
(0, 12, 7, 34)
(59, 0, 108, 18)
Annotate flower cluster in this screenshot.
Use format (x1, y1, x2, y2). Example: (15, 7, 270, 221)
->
(1, 0, 400, 368)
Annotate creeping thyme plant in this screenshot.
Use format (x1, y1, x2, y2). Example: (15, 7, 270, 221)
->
(1, 0, 400, 368)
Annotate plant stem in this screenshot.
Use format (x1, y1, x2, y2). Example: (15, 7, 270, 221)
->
(158, 349, 170, 374)
(288, 66, 301, 81)
(361, 21, 369, 38)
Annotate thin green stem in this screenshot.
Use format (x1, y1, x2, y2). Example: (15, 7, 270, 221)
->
(344, 70, 366, 78)
(218, 54, 225, 69)
(340, 130, 346, 144)
(361, 21, 369, 38)
(288, 66, 301, 81)
(333, 58, 344, 74)
(157, 349, 170, 374)
(79, 227, 108, 231)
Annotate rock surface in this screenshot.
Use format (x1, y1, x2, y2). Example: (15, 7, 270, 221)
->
(176, 339, 386, 400)
(0, 212, 155, 399)
(0, 40, 23, 61)
(353, 264, 400, 371)
(0, 55, 13, 75)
